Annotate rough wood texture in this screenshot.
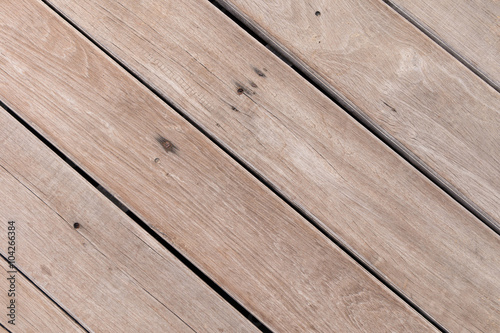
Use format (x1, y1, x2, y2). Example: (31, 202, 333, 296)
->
(216, 0, 500, 229)
(0, 1, 436, 332)
(37, 0, 500, 331)
(0, 259, 85, 332)
(386, 0, 500, 90)
(0, 112, 259, 332)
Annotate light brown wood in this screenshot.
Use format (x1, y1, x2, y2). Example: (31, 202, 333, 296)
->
(215, 0, 500, 229)
(0, 1, 437, 332)
(386, 0, 500, 89)
(0, 111, 259, 332)
(36, 0, 500, 331)
(0, 259, 85, 332)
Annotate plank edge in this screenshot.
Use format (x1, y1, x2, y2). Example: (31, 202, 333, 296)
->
(381, 0, 500, 92)
(212, 0, 500, 236)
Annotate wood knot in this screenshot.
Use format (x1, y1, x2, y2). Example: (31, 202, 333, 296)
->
(253, 67, 266, 77)
(156, 136, 176, 153)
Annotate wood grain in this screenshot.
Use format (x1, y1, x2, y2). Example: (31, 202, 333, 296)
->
(0, 110, 259, 332)
(215, 0, 500, 229)
(0, 258, 85, 332)
(36, 0, 500, 331)
(0, 1, 437, 332)
(386, 0, 500, 89)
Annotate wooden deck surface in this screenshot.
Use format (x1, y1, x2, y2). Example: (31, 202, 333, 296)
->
(0, 0, 498, 332)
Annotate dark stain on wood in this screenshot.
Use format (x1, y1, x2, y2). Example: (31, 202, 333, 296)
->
(235, 82, 256, 96)
(156, 135, 176, 153)
(253, 67, 267, 77)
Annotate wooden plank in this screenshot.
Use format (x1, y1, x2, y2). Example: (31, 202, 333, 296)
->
(214, 0, 500, 229)
(0, 258, 85, 332)
(0, 1, 439, 332)
(36, 0, 500, 331)
(0, 114, 259, 331)
(385, 0, 500, 89)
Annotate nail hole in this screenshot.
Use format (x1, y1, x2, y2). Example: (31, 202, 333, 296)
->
(154, 158, 160, 163)
(73, 222, 80, 229)
(237, 87, 244, 95)
(315, 11, 321, 16)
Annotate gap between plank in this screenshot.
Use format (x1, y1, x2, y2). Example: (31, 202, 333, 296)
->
(38, 0, 452, 331)
(0, 99, 271, 333)
(0, 252, 91, 332)
(0, 321, 12, 333)
(381, 0, 500, 93)
(210, 0, 500, 237)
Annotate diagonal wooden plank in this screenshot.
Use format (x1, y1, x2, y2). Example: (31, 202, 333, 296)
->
(0, 111, 260, 332)
(35, 0, 500, 331)
(384, 0, 500, 90)
(215, 0, 500, 229)
(0, 258, 85, 332)
(0, 1, 439, 332)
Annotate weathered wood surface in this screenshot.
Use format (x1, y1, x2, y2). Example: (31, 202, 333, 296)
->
(38, 0, 500, 331)
(215, 0, 500, 228)
(386, 0, 500, 89)
(0, 259, 85, 332)
(0, 1, 437, 332)
(0, 112, 259, 332)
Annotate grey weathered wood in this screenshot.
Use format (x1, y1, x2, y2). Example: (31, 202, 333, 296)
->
(385, 0, 500, 90)
(0, 259, 85, 332)
(0, 1, 436, 332)
(0, 109, 259, 332)
(215, 0, 500, 230)
(36, 0, 500, 331)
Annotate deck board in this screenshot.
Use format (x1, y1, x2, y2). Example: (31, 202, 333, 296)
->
(0, 259, 85, 332)
(31, 0, 500, 331)
(386, 0, 500, 89)
(216, 0, 500, 229)
(0, 1, 437, 332)
(0, 110, 259, 332)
